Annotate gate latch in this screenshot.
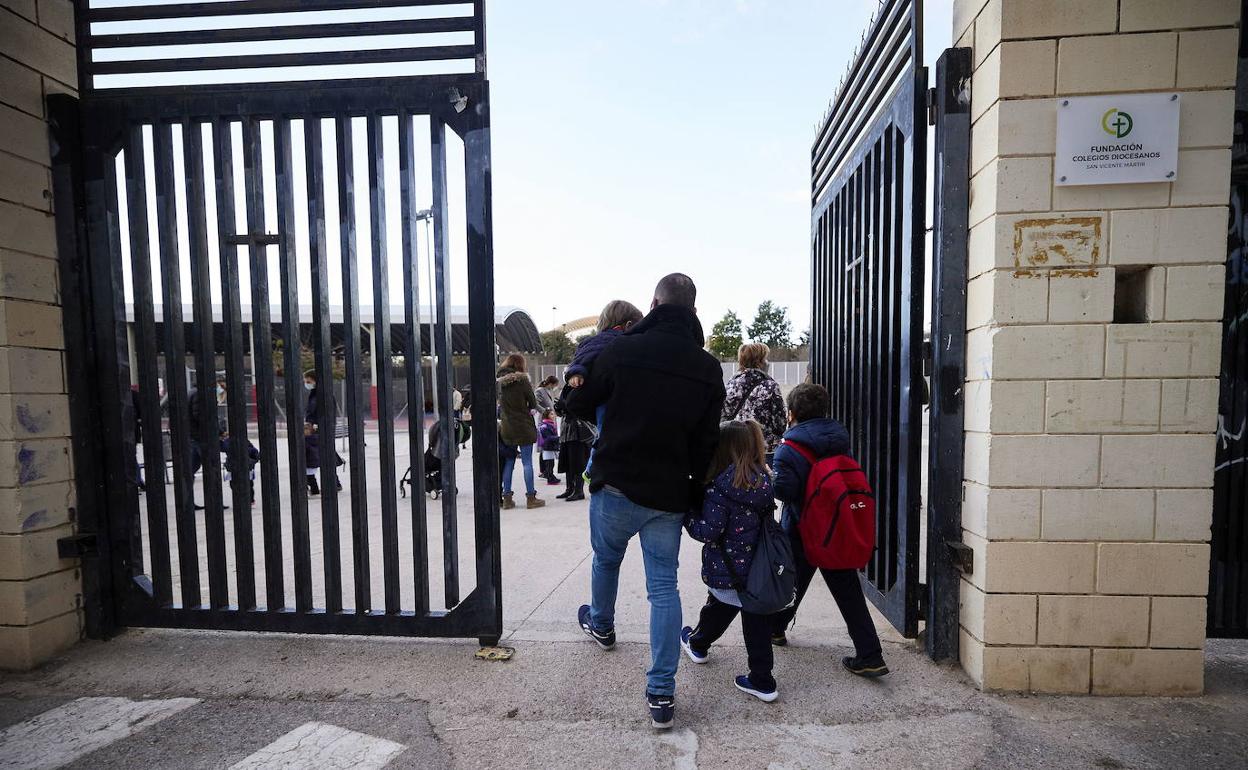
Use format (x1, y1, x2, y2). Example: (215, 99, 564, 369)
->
(57, 533, 97, 559)
(224, 232, 280, 248)
(946, 540, 973, 575)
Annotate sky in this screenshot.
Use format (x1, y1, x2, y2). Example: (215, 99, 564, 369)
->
(486, 0, 953, 335)
(106, 0, 954, 343)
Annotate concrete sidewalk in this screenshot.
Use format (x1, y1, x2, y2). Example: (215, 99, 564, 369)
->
(1, 631, 1246, 767)
(3, 448, 1247, 768)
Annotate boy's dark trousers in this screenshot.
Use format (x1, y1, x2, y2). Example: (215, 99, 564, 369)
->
(688, 593, 776, 690)
(772, 529, 883, 661)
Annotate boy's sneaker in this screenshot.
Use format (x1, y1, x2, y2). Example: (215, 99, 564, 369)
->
(646, 692, 675, 729)
(770, 632, 788, 647)
(842, 655, 889, 678)
(734, 675, 779, 703)
(577, 604, 615, 650)
(679, 626, 708, 664)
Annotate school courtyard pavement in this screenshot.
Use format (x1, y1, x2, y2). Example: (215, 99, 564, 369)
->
(2, 449, 1248, 768)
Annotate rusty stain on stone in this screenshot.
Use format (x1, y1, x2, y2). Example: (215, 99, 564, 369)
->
(1013, 216, 1102, 269)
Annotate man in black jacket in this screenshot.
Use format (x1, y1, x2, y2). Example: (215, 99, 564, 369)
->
(565, 273, 725, 730)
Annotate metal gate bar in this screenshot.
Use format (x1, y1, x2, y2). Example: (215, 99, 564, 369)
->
(305, 116, 343, 614)
(215, 120, 258, 611)
(274, 119, 314, 614)
(242, 118, 286, 612)
(399, 110, 432, 616)
(185, 122, 230, 610)
(368, 114, 402, 615)
(430, 117, 460, 607)
(335, 117, 372, 613)
(124, 125, 172, 605)
(153, 124, 200, 608)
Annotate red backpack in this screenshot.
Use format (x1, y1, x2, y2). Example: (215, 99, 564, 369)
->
(782, 440, 875, 570)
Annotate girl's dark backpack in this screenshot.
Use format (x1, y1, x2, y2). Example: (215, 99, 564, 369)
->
(722, 505, 797, 615)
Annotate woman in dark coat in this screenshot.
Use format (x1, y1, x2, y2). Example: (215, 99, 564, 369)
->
(497, 353, 544, 509)
(303, 370, 342, 495)
(722, 343, 787, 450)
(555, 394, 595, 502)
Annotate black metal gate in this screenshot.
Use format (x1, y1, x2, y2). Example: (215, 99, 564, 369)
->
(809, 0, 926, 637)
(1210, 10, 1248, 637)
(54, 1, 502, 644)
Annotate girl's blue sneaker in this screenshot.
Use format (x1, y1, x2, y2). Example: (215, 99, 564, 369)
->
(679, 626, 708, 664)
(734, 675, 778, 703)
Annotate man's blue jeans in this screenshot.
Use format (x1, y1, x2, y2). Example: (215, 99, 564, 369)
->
(588, 486, 683, 696)
(502, 443, 536, 495)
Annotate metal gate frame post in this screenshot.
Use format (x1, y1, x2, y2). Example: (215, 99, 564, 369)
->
(926, 47, 973, 661)
(48, 93, 116, 639)
(463, 83, 503, 647)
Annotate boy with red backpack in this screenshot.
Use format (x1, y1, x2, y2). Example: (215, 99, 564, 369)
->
(770, 383, 889, 677)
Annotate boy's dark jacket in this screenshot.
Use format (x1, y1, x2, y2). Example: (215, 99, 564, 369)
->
(565, 328, 626, 381)
(564, 304, 725, 513)
(220, 436, 260, 476)
(772, 417, 851, 532)
(684, 468, 773, 589)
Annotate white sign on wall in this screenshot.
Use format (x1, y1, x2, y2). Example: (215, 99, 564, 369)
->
(1055, 92, 1180, 186)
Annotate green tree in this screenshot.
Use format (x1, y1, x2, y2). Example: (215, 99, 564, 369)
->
(798, 328, 811, 347)
(748, 301, 793, 350)
(708, 310, 744, 359)
(540, 329, 577, 364)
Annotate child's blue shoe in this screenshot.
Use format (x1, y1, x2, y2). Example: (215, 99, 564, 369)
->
(734, 675, 778, 703)
(680, 626, 708, 664)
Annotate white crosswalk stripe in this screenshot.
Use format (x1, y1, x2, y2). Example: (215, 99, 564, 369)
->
(0, 696, 200, 770)
(227, 721, 407, 769)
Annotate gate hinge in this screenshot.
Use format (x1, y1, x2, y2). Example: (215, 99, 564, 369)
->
(57, 533, 97, 558)
(947, 540, 973, 575)
(926, 86, 938, 126)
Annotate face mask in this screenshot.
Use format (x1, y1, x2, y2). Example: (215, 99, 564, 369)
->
(216, 386, 225, 398)
(304, 382, 314, 391)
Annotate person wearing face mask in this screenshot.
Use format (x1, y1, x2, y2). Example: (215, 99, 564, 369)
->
(303, 370, 343, 496)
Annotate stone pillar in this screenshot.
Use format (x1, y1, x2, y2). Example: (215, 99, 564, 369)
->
(0, 0, 81, 669)
(953, 0, 1238, 695)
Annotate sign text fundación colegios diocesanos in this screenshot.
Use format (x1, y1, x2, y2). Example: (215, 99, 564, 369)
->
(1056, 92, 1181, 186)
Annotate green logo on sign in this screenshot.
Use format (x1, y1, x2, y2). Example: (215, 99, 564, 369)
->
(1101, 107, 1134, 139)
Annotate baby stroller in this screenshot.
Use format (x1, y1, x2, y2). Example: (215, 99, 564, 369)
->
(400, 417, 468, 499)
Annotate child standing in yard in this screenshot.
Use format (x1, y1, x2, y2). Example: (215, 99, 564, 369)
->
(220, 421, 261, 507)
(770, 382, 888, 677)
(563, 300, 644, 474)
(680, 420, 781, 702)
(538, 409, 561, 485)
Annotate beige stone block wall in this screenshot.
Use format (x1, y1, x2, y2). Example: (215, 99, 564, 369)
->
(0, 0, 80, 670)
(954, 0, 1236, 695)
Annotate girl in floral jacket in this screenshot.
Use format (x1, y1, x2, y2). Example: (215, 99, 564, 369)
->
(680, 419, 780, 702)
